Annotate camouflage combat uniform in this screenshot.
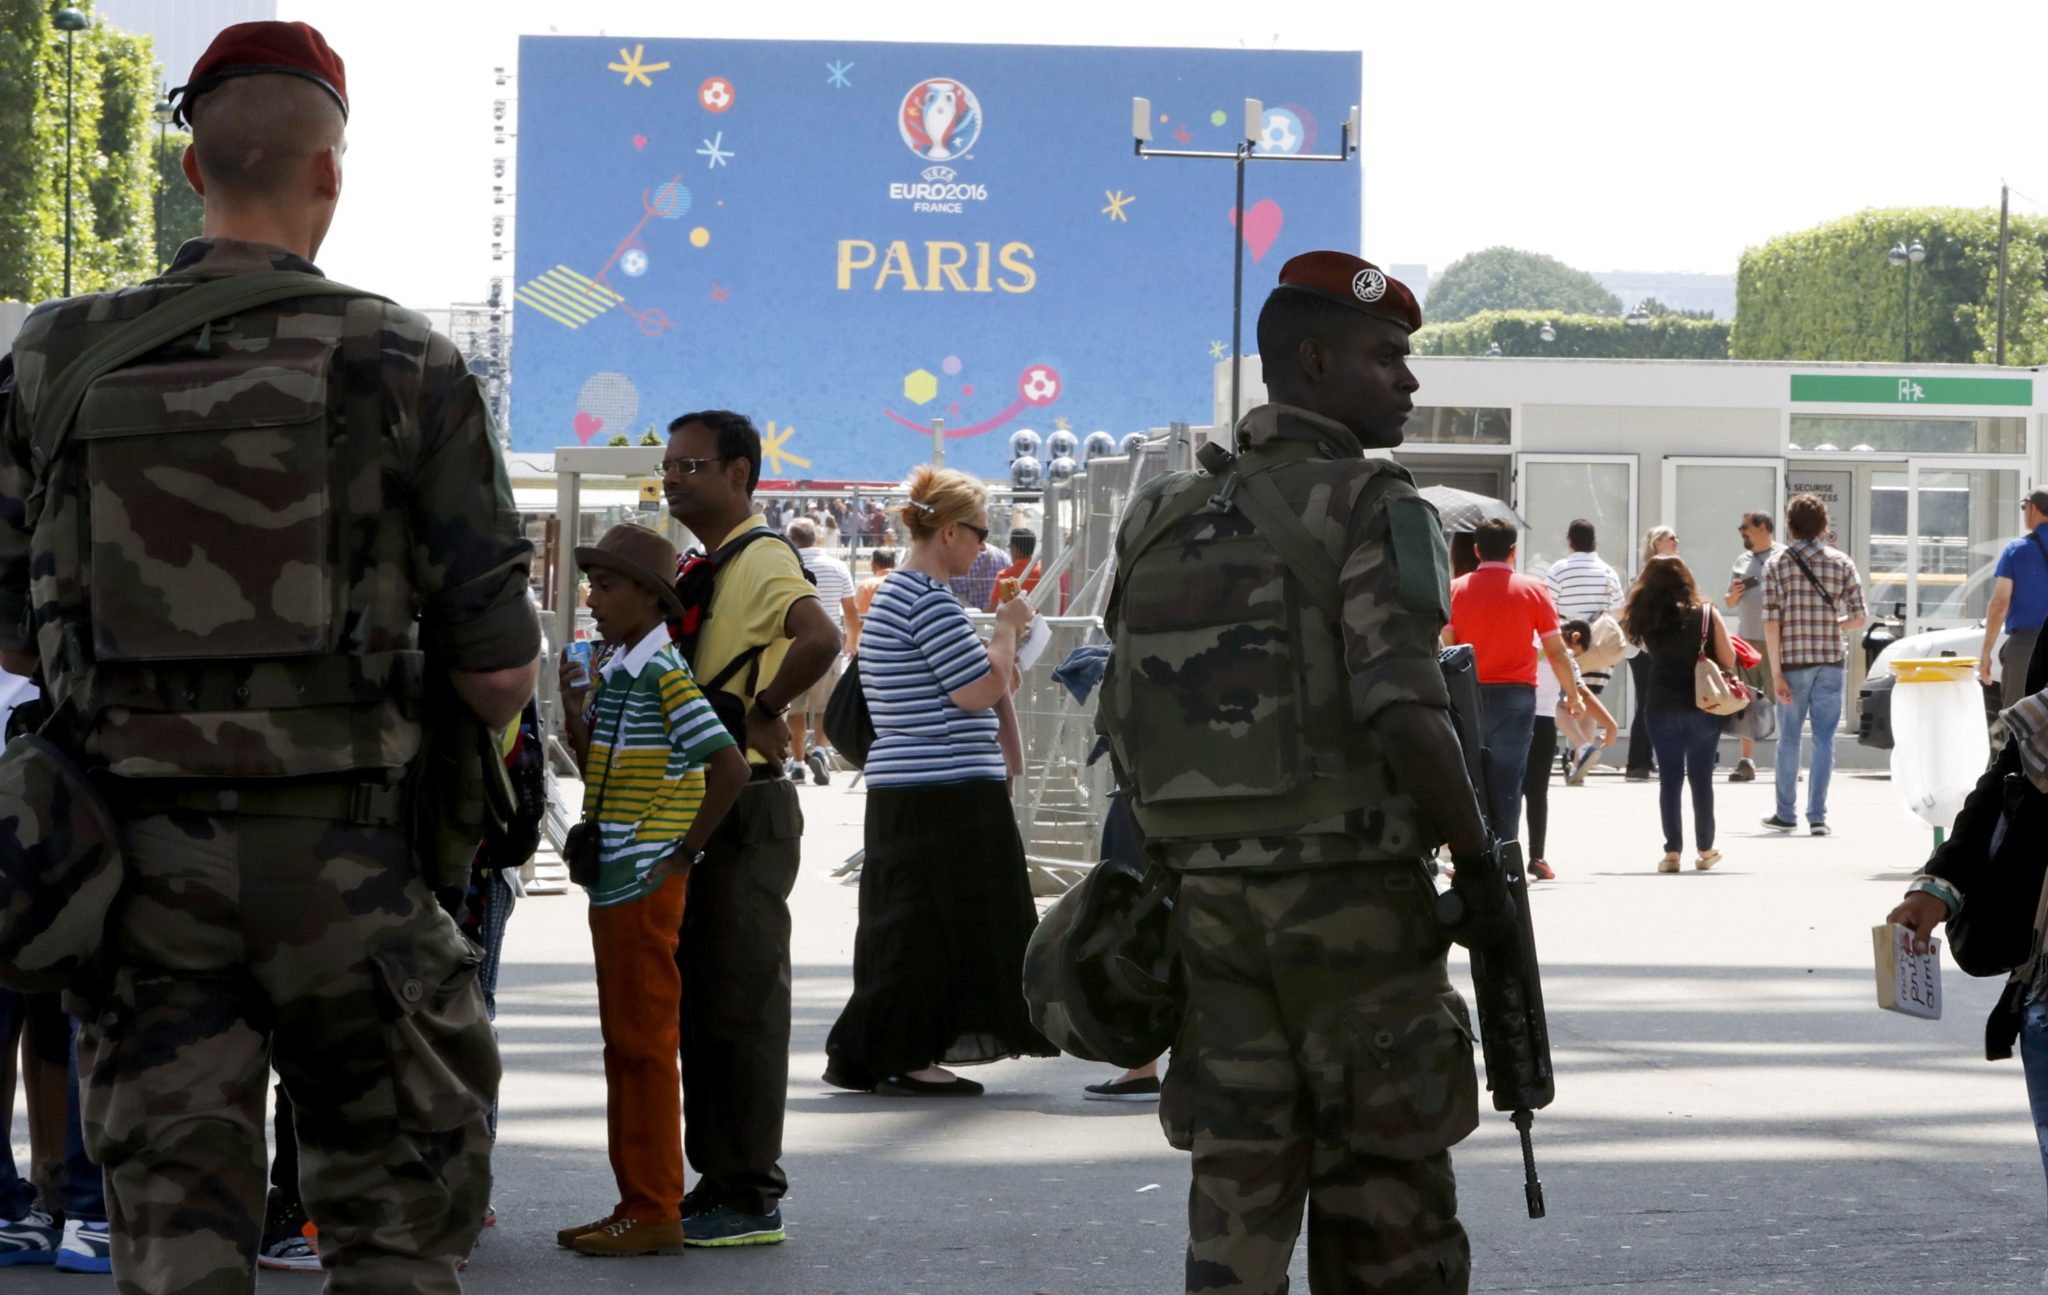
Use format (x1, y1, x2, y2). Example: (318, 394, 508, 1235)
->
(1102, 404, 1477, 1294)
(0, 237, 539, 1294)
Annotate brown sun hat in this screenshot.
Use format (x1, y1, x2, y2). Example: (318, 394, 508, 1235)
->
(574, 523, 687, 622)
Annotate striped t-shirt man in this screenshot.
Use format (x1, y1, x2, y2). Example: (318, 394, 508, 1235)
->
(1546, 546, 1623, 684)
(583, 623, 737, 906)
(857, 569, 1008, 788)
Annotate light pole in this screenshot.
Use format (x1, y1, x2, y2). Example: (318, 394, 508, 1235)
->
(1131, 96, 1359, 430)
(152, 95, 174, 272)
(1888, 239, 1926, 363)
(54, 7, 89, 297)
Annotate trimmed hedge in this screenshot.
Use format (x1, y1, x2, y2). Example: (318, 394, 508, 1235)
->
(1733, 206, 2048, 365)
(1411, 309, 1731, 359)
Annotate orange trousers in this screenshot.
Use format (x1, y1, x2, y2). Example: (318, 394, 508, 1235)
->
(588, 872, 689, 1221)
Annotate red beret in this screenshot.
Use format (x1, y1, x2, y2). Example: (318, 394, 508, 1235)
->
(171, 21, 347, 127)
(1274, 251, 1422, 333)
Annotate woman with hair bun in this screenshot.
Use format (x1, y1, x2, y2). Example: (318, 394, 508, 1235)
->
(822, 466, 1056, 1095)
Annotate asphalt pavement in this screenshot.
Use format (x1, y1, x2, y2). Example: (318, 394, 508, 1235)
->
(6, 754, 2046, 1293)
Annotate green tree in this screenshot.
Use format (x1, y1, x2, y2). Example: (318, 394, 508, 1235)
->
(1424, 246, 1622, 323)
(0, 0, 160, 302)
(1411, 309, 1730, 359)
(155, 128, 201, 265)
(1733, 207, 2048, 364)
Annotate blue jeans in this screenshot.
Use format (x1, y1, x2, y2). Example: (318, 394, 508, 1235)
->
(2020, 1000, 2048, 1199)
(1647, 709, 1721, 855)
(1477, 683, 1537, 842)
(1774, 663, 1844, 825)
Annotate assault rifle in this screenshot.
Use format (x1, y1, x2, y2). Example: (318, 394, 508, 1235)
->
(1434, 644, 1554, 1220)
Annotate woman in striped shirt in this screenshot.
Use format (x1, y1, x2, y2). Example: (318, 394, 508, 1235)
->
(823, 466, 1056, 1096)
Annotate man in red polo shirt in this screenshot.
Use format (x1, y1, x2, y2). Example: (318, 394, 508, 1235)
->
(1444, 519, 1584, 844)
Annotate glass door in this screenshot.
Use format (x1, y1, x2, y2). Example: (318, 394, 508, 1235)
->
(1514, 454, 1638, 583)
(1903, 461, 2023, 636)
(1660, 458, 1786, 602)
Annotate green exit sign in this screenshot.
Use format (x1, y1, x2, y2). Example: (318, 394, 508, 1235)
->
(1790, 374, 2033, 406)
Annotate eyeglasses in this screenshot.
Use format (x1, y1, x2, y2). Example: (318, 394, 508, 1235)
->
(661, 455, 727, 477)
(960, 522, 990, 543)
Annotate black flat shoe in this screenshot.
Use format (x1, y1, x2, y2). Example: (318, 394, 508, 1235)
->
(821, 1066, 873, 1092)
(875, 1074, 985, 1097)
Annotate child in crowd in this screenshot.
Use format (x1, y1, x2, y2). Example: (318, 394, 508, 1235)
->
(1525, 619, 1621, 881)
(555, 524, 749, 1258)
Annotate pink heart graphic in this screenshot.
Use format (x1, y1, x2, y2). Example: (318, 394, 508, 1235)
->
(573, 411, 605, 444)
(1229, 199, 1285, 263)
(632, 134, 648, 151)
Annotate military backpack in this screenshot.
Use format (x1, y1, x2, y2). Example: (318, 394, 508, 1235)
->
(1099, 446, 1428, 844)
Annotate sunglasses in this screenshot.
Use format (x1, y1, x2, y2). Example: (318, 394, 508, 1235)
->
(959, 522, 991, 543)
(661, 455, 728, 476)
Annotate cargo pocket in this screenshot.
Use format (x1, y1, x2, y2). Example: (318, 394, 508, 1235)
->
(1344, 995, 1478, 1161)
(371, 930, 499, 1134)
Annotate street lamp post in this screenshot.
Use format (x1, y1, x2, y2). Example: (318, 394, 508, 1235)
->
(1888, 239, 1926, 364)
(1131, 96, 1359, 430)
(152, 95, 174, 272)
(54, 7, 89, 297)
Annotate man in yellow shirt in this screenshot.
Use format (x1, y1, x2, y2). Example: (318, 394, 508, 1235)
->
(661, 411, 840, 1248)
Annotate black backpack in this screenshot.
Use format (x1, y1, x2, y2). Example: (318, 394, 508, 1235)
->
(671, 526, 816, 743)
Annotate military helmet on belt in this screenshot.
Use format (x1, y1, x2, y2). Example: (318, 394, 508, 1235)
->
(0, 736, 125, 992)
(1023, 852, 1181, 1069)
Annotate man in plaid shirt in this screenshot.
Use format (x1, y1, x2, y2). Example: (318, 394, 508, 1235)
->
(1761, 493, 1867, 835)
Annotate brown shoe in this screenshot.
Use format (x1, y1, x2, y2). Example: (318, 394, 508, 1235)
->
(557, 1214, 621, 1249)
(571, 1217, 687, 1257)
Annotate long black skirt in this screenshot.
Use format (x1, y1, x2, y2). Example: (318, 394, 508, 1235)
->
(824, 779, 1057, 1087)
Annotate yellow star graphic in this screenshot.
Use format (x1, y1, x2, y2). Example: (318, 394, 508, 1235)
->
(762, 421, 811, 478)
(608, 44, 670, 88)
(1102, 189, 1135, 222)
(1054, 416, 1072, 431)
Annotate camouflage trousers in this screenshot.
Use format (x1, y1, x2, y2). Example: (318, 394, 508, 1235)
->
(1161, 864, 1478, 1294)
(73, 812, 499, 1295)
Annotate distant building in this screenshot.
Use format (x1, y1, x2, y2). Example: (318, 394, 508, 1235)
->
(96, 0, 278, 89)
(1592, 270, 1737, 320)
(1389, 263, 1429, 295)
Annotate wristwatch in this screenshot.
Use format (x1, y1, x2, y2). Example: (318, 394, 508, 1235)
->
(751, 696, 784, 720)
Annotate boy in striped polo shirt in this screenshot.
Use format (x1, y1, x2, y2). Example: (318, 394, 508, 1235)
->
(556, 524, 749, 1258)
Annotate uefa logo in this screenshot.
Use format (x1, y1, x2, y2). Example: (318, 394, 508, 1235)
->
(899, 78, 983, 161)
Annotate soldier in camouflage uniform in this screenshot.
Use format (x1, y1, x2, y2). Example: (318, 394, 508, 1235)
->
(0, 22, 539, 1294)
(1100, 253, 1495, 1293)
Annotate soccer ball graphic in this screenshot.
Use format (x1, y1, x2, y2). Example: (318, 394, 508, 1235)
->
(1019, 366, 1061, 406)
(1259, 108, 1303, 155)
(701, 78, 733, 111)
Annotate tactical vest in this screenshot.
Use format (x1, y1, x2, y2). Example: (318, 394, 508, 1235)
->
(1101, 446, 1419, 851)
(21, 272, 424, 781)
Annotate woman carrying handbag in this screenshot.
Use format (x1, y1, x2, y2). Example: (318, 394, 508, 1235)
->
(1624, 555, 1740, 873)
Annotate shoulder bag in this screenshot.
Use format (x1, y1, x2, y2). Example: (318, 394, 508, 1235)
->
(1694, 605, 1750, 716)
(563, 683, 629, 888)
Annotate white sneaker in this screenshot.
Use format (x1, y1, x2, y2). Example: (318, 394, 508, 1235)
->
(55, 1218, 111, 1274)
(0, 1208, 59, 1267)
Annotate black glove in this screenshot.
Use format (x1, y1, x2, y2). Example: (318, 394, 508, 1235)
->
(1438, 842, 1519, 951)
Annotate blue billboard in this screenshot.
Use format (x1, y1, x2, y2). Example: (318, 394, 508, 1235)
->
(512, 37, 1360, 479)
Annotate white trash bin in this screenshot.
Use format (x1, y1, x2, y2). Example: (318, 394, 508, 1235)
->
(1888, 657, 1988, 837)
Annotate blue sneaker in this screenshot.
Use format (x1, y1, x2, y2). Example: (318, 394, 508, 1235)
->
(682, 1205, 784, 1247)
(54, 1218, 111, 1273)
(0, 1209, 58, 1266)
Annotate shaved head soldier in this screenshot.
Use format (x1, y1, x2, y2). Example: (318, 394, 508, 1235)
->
(1100, 253, 1491, 1292)
(0, 20, 538, 1293)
